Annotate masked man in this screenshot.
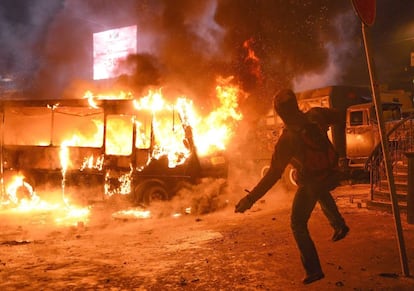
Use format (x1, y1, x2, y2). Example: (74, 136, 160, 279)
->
(235, 89, 349, 284)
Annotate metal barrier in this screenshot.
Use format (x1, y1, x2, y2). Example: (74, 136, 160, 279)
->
(366, 117, 414, 197)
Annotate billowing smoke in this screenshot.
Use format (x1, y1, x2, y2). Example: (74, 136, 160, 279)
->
(292, 10, 368, 92)
(0, 0, 63, 87)
(1, 0, 368, 112)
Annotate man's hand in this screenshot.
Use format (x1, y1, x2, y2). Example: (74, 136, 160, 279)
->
(235, 195, 254, 213)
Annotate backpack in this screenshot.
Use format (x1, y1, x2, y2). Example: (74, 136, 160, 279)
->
(289, 122, 340, 188)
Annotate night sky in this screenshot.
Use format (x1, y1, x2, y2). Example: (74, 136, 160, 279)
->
(0, 0, 413, 114)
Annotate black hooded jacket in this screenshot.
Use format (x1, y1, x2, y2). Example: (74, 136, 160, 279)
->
(246, 107, 340, 203)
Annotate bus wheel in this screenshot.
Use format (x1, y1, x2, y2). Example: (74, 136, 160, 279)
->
(132, 181, 169, 206)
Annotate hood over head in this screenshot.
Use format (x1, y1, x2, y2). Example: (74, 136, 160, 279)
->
(273, 89, 305, 126)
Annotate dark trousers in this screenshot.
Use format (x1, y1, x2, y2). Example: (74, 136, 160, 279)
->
(290, 184, 346, 275)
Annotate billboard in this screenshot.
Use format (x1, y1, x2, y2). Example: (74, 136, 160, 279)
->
(93, 25, 137, 80)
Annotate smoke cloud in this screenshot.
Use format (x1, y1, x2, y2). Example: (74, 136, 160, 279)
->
(0, 0, 63, 85)
(1, 1, 370, 111)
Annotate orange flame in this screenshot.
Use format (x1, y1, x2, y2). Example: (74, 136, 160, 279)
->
(243, 38, 262, 83)
(193, 76, 244, 155)
(104, 167, 133, 197)
(85, 90, 133, 108)
(80, 154, 104, 171)
(84, 77, 244, 165)
(133, 91, 192, 167)
(134, 81, 244, 158)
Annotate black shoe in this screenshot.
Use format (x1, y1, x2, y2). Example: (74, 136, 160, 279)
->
(332, 225, 350, 242)
(302, 272, 325, 284)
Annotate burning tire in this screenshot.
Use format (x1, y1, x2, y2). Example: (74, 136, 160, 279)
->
(131, 180, 169, 206)
(5, 175, 37, 205)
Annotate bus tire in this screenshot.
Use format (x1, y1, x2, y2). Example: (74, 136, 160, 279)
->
(132, 180, 169, 206)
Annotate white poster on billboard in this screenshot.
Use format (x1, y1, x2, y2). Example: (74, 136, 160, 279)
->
(93, 25, 137, 80)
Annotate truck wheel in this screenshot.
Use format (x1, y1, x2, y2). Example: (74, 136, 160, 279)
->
(132, 181, 169, 206)
(261, 164, 298, 191)
(260, 165, 270, 178)
(282, 164, 298, 191)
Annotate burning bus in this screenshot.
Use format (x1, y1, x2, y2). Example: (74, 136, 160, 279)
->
(0, 86, 240, 208)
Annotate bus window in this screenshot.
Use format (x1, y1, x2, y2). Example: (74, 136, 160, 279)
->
(152, 110, 186, 153)
(106, 115, 133, 156)
(4, 107, 52, 145)
(53, 107, 104, 147)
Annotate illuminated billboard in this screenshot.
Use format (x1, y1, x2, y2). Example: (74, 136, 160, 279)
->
(93, 25, 137, 80)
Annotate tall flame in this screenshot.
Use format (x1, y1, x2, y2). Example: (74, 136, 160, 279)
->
(85, 77, 244, 165)
(133, 89, 191, 167)
(192, 76, 244, 155)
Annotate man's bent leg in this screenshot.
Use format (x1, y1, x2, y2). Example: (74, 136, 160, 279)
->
(318, 189, 346, 228)
(291, 186, 324, 282)
(318, 189, 349, 241)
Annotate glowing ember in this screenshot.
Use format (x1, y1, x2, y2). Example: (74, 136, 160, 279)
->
(243, 38, 263, 83)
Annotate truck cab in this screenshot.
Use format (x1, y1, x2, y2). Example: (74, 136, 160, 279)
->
(346, 102, 402, 167)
